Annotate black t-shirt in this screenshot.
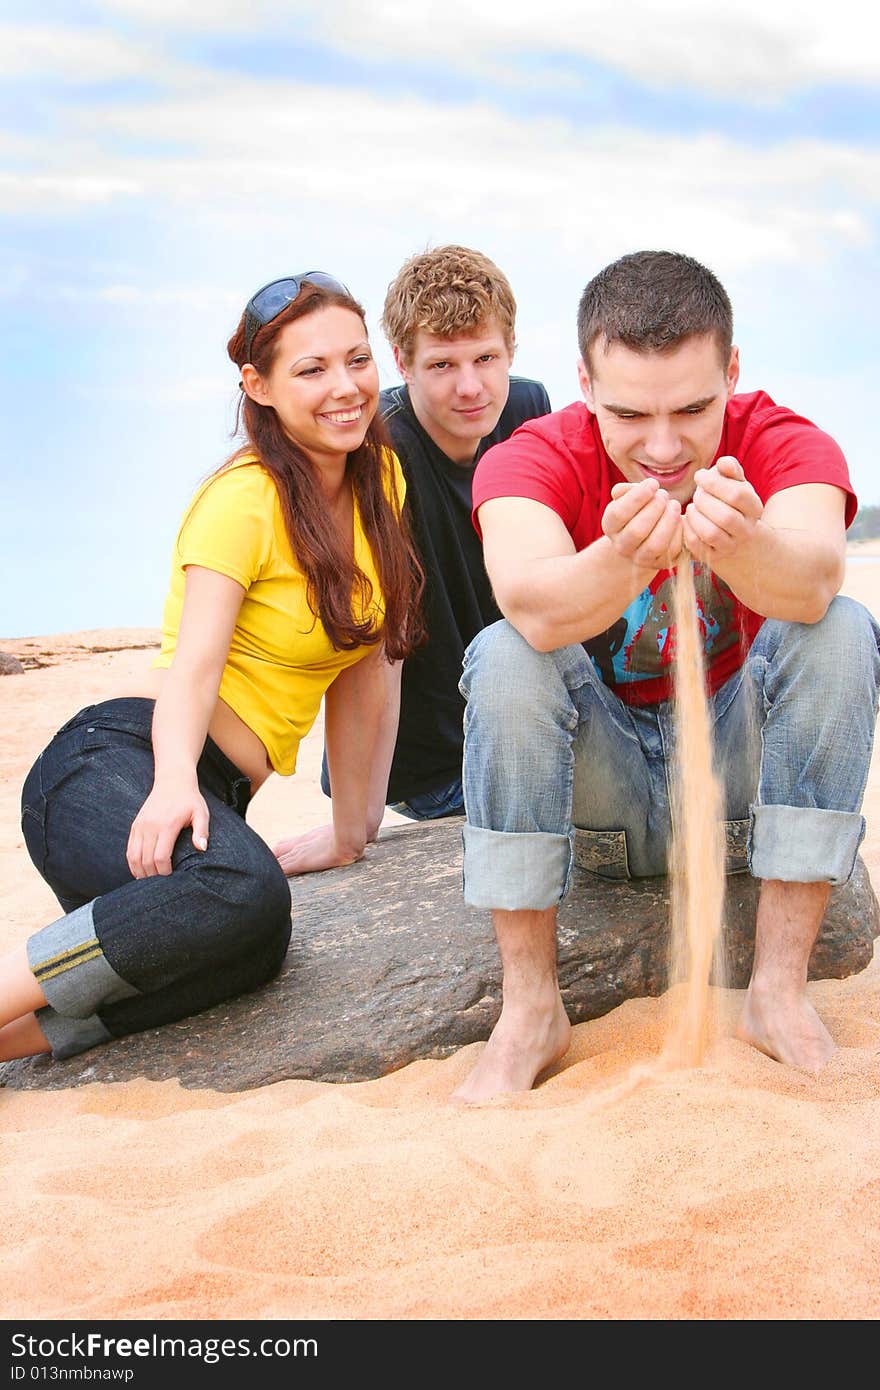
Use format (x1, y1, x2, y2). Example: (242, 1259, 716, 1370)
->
(383, 377, 552, 802)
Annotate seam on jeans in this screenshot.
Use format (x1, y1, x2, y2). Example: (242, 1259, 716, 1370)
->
(81, 724, 152, 751)
(20, 804, 48, 875)
(91, 870, 193, 951)
(656, 708, 677, 834)
(579, 680, 648, 751)
(710, 663, 748, 724)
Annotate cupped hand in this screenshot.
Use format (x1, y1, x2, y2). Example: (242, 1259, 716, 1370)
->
(273, 824, 364, 877)
(126, 781, 210, 879)
(603, 478, 683, 571)
(683, 455, 763, 563)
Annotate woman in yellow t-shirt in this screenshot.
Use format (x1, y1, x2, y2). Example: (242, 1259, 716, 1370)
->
(8, 273, 424, 1064)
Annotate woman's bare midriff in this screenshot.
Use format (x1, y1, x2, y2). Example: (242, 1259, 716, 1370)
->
(120, 669, 275, 794)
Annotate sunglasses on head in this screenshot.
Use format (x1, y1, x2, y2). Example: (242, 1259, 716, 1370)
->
(243, 272, 350, 360)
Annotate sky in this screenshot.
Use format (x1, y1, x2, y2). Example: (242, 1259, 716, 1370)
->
(2, 0, 879, 638)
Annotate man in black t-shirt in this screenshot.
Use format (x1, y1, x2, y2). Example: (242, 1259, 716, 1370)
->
(323, 245, 549, 819)
(377, 246, 550, 818)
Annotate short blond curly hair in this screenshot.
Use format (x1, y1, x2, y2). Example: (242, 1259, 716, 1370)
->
(381, 245, 517, 363)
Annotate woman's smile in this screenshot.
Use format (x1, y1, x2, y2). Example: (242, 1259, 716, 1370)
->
(319, 405, 367, 426)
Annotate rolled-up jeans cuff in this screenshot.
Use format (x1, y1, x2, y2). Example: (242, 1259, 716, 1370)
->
(462, 826, 573, 909)
(27, 901, 140, 1018)
(748, 804, 865, 884)
(35, 1006, 113, 1061)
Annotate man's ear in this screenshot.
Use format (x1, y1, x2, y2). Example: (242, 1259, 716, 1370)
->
(577, 357, 595, 411)
(726, 345, 741, 398)
(392, 344, 412, 384)
(241, 363, 271, 405)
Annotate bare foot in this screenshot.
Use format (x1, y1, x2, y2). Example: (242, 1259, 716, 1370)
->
(736, 986, 836, 1073)
(450, 995, 571, 1105)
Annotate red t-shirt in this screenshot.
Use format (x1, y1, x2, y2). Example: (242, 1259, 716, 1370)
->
(471, 391, 857, 706)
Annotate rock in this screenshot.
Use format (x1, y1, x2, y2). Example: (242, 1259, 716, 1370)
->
(0, 652, 24, 675)
(2, 819, 877, 1093)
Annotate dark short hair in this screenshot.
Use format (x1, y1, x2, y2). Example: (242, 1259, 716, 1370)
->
(577, 250, 733, 371)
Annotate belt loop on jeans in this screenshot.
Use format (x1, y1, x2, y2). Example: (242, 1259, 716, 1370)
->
(56, 704, 98, 735)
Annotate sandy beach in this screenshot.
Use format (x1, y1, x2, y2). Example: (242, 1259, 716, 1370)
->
(2, 556, 879, 1322)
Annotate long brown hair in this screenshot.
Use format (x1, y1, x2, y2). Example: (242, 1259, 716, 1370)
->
(225, 282, 424, 660)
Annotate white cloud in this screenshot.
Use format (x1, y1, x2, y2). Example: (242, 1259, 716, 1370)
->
(0, 23, 159, 81)
(0, 170, 142, 211)
(307, 0, 880, 100)
(5, 0, 878, 644)
(94, 0, 273, 25)
(92, 0, 880, 97)
(13, 77, 875, 274)
(86, 283, 242, 312)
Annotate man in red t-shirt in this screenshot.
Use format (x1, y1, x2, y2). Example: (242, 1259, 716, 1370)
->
(455, 249, 880, 1103)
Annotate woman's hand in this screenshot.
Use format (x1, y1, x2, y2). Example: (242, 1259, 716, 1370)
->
(134, 564, 245, 880)
(126, 779, 210, 879)
(273, 824, 365, 877)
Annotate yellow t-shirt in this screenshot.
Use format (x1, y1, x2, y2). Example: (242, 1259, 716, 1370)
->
(154, 452, 404, 776)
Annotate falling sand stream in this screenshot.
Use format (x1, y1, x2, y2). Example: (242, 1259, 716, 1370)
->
(663, 553, 728, 1067)
(585, 553, 728, 1107)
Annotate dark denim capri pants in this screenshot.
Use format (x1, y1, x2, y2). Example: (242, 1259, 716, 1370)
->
(20, 697, 292, 1059)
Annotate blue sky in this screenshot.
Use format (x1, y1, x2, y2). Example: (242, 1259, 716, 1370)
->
(2, 0, 878, 638)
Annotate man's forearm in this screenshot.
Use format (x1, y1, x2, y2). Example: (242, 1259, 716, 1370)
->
(495, 535, 659, 652)
(708, 521, 845, 623)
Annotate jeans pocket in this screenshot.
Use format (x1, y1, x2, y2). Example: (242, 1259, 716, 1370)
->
(21, 805, 49, 876)
(21, 748, 49, 874)
(724, 817, 750, 874)
(573, 827, 630, 880)
(25, 724, 137, 884)
(34, 720, 114, 799)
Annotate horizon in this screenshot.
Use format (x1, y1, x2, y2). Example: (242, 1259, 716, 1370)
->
(3, 2, 878, 638)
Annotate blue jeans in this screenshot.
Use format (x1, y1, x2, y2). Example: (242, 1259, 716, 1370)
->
(388, 778, 465, 821)
(20, 698, 292, 1059)
(459, 597, 880, 910)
